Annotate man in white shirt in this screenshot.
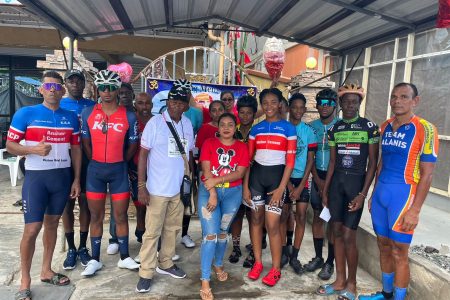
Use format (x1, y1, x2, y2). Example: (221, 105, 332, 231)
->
(135, 85, 194, 293)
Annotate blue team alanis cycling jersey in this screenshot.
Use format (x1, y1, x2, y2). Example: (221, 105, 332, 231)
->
(7, 104, 80, 170)
(378, 116, 438, 184)
(309, 117, 339, 171)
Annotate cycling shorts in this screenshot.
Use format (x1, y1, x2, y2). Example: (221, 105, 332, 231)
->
(285, 177, 309, 205)
(310, 169, 327, 211)
(249, 162, 286, 215)
(86, 161, 130, 201)
(371, 181, 416, 244)
(22, 168, 71, 224)
(328, 171, 365, 230)
(128, 161, 145, 207)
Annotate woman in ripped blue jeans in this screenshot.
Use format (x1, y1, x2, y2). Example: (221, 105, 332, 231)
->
(198, 112, 250, 300)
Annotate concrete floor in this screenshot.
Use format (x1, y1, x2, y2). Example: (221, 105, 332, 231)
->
(0, 166, 383, 299)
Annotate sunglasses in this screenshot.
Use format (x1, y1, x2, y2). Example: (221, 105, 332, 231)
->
(42, 82, 63, 91)
(317, 99, 336, 107)
(98, 84, 119, 92)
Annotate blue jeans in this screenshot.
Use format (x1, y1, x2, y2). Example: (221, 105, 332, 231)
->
(198, 183, 242, 281)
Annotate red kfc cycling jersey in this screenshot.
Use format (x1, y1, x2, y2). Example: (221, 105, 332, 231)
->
(81, 104, 138, 163)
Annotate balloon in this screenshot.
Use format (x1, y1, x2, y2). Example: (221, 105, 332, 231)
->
(263, 38, 285, 80)
(306, 57, 317, 69)
(107, 62, 133, 83)
(62, 37, 78, 51)
(62, 37, 70, 50)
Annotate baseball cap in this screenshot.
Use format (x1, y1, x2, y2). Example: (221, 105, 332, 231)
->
(64, 69, 85, 81)
(167, 86, 189, 102)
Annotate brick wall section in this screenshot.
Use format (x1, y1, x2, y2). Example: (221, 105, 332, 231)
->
(290, 70, 335, 123)
(37, 50, 98, 99)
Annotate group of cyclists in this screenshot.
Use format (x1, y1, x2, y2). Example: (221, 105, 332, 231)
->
(6, 67, 438, 300)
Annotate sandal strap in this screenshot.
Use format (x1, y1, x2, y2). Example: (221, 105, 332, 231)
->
(15, 289, 31, 300)
(200, 288, 213, 300)
(215, 270, 228, 281)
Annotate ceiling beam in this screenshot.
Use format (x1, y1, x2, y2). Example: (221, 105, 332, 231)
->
(341, 16, 436, 53)
(109, 0, 134, 34)
(320, 0, 415, 29)
(213, 15, 340, 54)
(78, 16, 214, 39)
(164, 0, 173, 27)
(258, 0, 299, 33)
(295, 0, 377, 41)
(19, 0, 78, 38)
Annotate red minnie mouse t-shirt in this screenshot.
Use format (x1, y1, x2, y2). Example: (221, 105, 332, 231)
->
(199, 137, 250, 187)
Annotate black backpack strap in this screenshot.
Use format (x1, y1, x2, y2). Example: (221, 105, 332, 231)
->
(166, 121, 186, 155)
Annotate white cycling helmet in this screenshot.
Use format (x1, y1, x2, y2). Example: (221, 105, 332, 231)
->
(94, 70, 122, 88)
(173, 78, 192, 92)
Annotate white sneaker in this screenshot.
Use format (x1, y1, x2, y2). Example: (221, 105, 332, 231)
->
(181, 235, 195, 248)
(81, 259, 103, 276)
(157, 251, 180, 261)
(107, 243, 119, 255)
(118, 257, 140, 270)
(134, 254, 140, 263)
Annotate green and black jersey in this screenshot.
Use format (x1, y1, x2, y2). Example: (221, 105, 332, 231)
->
(328, 116, 380, 175)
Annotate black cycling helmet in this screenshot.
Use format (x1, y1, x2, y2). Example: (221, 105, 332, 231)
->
(315, 88, 337, 103)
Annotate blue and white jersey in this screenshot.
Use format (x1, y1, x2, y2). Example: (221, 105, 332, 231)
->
(7, 104, 80, 170)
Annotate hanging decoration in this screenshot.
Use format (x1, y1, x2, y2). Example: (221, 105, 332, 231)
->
(437, 0, 450, 28)
(62, 37, 78, 51)
(263, 37, 285, 82)
(107, 62, 133, 83)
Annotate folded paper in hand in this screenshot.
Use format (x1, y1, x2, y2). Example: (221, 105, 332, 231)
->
(320, 207, 331, 222)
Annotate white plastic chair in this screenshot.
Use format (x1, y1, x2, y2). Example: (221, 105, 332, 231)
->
(0, 149, 23, 186)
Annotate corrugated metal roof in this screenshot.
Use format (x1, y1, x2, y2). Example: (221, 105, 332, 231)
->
(7, 0, 439, 53)
(0, 5, 50, 28)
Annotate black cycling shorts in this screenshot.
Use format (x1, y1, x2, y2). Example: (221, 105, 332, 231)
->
(285, 177, 310, 205)
(249, 162, 285, 215)
(310, 169, 327, 211)
(328, 171, 365, 230)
